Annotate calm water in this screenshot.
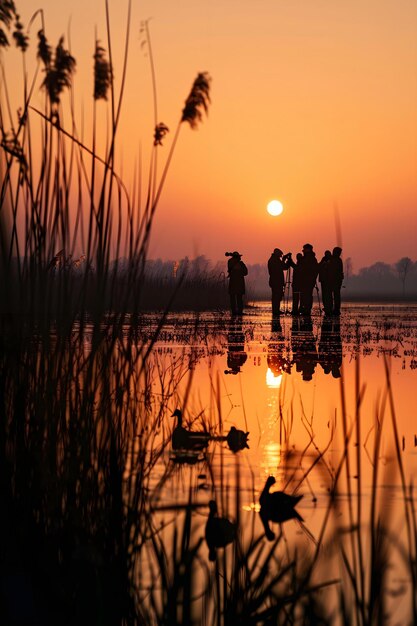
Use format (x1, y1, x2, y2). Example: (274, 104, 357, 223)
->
(143, 301, 417, 488)
(130, 302, 417, 622)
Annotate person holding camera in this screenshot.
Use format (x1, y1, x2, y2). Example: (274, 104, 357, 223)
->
(226, 251, 248, 315)
(267, 248, 291, 317)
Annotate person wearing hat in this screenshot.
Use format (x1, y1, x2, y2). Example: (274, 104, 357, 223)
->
(227, 251, 248, 315)
(267, 248, 291, 317)
(299, 243, 319, 315)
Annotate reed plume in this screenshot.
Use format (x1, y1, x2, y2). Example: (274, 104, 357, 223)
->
(12, 12, 27, 51)
(181, 71, 211, 129)
(41, 36, 76, 105)
(141, 71, 212, 235)
(93, 40, 111, 101)
(36, 29, 51, 67)
(0, 0, 16, 47)
(0, 3, 218, 621)
(153, 121, 169, 146)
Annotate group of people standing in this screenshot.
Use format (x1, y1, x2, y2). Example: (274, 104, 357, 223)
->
(227, 244, 344, 317)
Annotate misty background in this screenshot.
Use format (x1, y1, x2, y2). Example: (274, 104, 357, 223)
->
(133, 255, 417, 300)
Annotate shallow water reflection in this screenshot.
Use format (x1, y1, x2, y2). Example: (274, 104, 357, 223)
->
(141, 303, 417, 489)
(134, 303, 417, 623)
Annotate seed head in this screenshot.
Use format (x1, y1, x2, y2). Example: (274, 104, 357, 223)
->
(42, 36, 76, 105)
(37, 29, 51, 67)
(153, 122, 169, 146)
(0, 0, 15, 23)
(93, 41, 112, 101)
(12, 16, 28, 52)
(0, 0, 17, 47)
(181, 72, 211, 129)
(0, 29, 8, 47)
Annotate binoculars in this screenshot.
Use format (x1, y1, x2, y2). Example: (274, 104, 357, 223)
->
(225, 251, 241, 257)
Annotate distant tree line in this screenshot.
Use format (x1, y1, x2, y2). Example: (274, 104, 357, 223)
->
(140, 255, 417, 301)
(343, 256, 416, 298)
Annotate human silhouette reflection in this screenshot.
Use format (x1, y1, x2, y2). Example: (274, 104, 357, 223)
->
(267, 319, 291, 378)
(318, 317, 342, 378)
(291, 317, 318, 381)
(224, 320, 247, 375)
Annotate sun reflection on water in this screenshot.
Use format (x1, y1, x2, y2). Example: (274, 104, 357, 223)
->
(242, 502, 261, 512)
(266, 367, 282, 388)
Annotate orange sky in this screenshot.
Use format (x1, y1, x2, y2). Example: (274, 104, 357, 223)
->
(6, 0, 417, 269)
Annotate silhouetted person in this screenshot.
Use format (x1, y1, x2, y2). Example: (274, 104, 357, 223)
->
(328, 247, 344, 315)
(319, 250, 332, 315)
(227, 251, 248, 315)
(318, 317, 342, 378)
(299, 243, 319, 315)
(267, 248, 291, 316)
(288, 252, 303, 315)
(291, 316, 318, 381)
(224, 319, 247, 374)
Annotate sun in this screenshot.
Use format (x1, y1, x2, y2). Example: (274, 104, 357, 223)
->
(267, 200, 284, 216)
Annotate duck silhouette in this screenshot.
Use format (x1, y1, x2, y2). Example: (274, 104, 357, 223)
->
(171, 409, 211, 451)
(259, 476, 303, 541)
(205, 500, 237, 561)
(210, 427, 250, 452)
(226, 426, 249, 452)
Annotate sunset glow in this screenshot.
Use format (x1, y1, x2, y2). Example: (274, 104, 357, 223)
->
(3, 1, 417, 617)
(4, 0, 417, 268)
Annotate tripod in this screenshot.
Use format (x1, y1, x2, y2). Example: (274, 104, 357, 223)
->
(315, 281, 323, 315)
(283, 266, 292, 314)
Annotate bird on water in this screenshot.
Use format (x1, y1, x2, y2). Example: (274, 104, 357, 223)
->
(226, 426, 249, 452)
(259, 475, 303, 541)
(205, 500, 237, 561)
(171, 409, 211, 451)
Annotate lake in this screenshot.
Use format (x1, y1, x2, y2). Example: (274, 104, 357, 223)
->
(4, 300, 417, 624)
(131, 302, 417, 624)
